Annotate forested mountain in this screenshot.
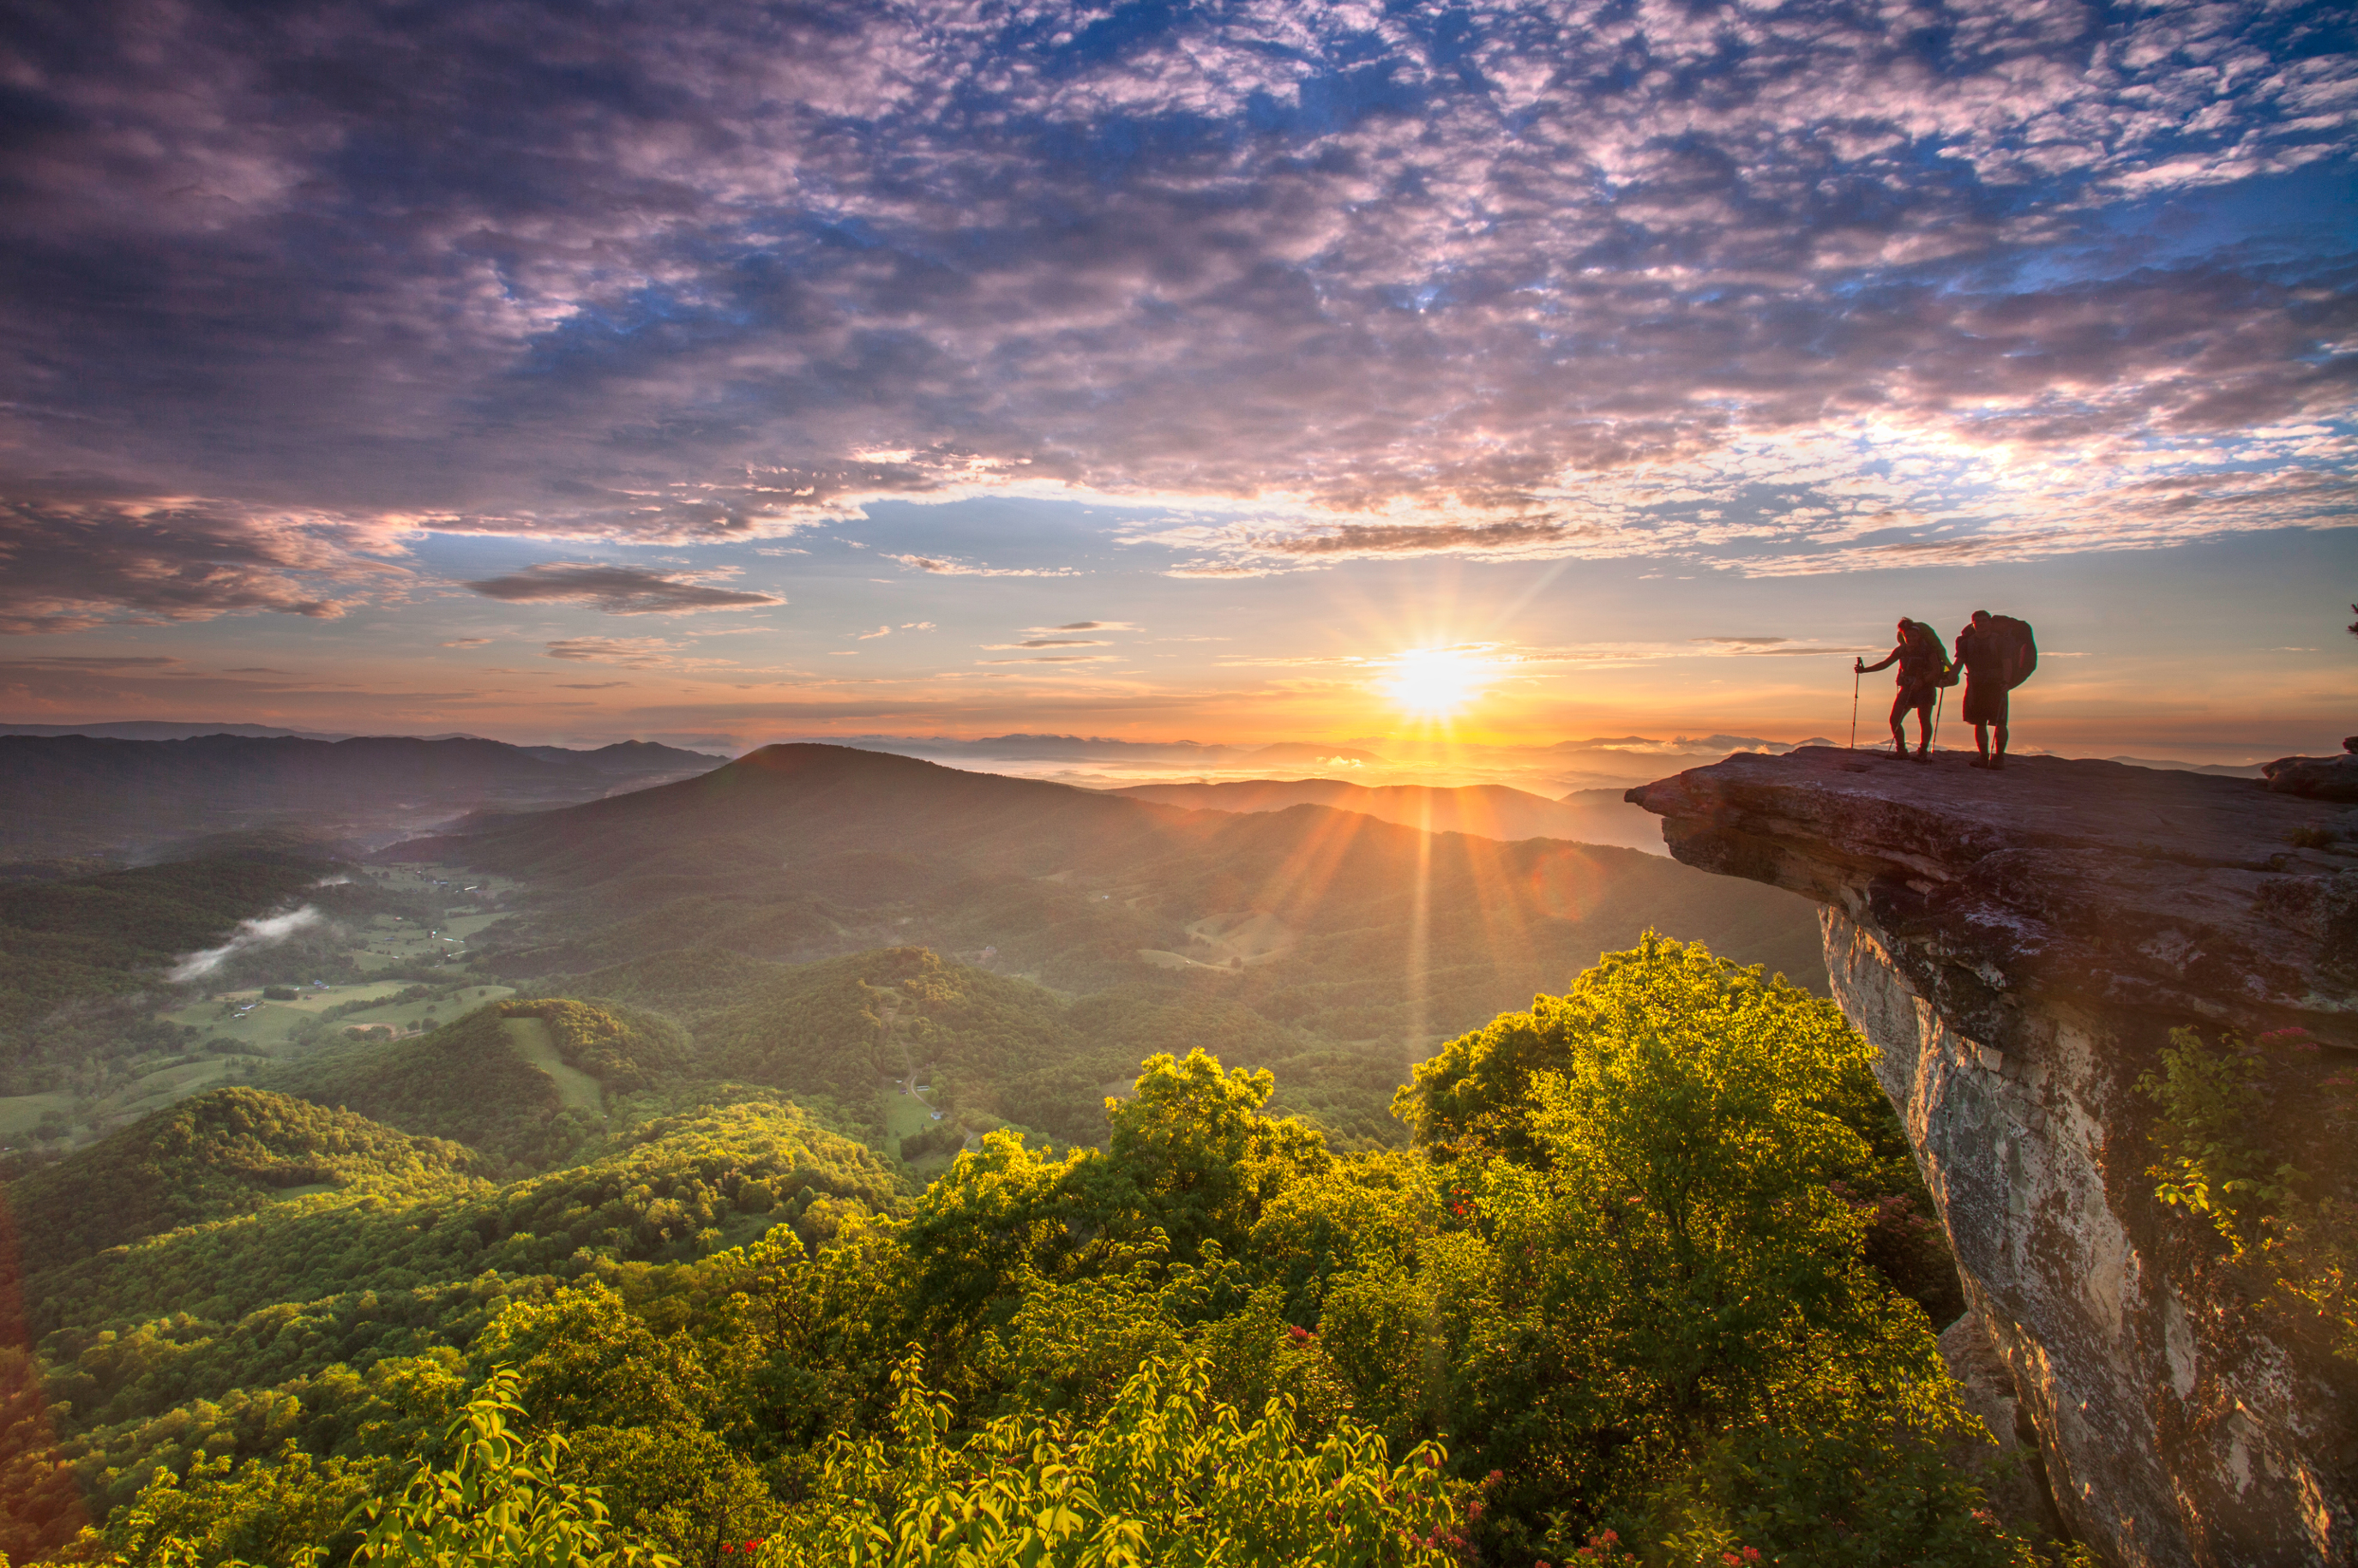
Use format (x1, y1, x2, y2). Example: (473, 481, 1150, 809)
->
(0, 940, 2022, 1567)
(0, 850, 329, 1033)
(1109, 776, 1667, 851)
(440, 742, 1824, 1055)
(5, 1088, 482, 1281)
(0, 744, 2044, 1565)
(0, 735, 725, 859)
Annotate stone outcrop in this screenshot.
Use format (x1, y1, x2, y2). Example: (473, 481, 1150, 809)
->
(2264, 740, 2358, 804)
(1627, 748, 2355, 1568)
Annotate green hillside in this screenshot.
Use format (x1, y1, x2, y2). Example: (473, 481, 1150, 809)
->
(0, 852, 328, 1032)
(0, 940, 2013, 1568)
(259, 998, 690, 1168)
(434, 746, 1826, 1148)
(3, 1088, 481, 1280)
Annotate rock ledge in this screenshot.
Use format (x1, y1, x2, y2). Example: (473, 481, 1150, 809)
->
(1629, 748, 2355, 1568)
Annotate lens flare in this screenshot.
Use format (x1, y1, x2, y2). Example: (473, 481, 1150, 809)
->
(1381, 646, 1490, 718)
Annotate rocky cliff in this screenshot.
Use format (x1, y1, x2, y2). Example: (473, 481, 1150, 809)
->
(1627, 748, 2355, 1568)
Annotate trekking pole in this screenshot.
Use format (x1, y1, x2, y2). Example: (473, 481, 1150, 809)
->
(1850, 668, 1860, 751)
(1931, 687, 1944, 757)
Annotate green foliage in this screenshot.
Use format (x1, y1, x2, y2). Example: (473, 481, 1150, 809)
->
(515, 1000, 689, 1091)
(0, 855, 326, 1031)
(1395, 934, 1960, 1323)
(6, 1089, 479, 1280)
(348, 1368, 675, 1567)
(2138, 1026, 2358, 1362)
(762, 1352, 1469, 1566)
(6, 937, 2040, 1568)
(96, 1444, 369, 1567)
(259, 1002, 651, 1170)
(24, 1102, 897, 1341)
(2136, 1027, 2300, 1255)
(1093, 1052, 1331, 1265)
(695, 947, 1083, 1120)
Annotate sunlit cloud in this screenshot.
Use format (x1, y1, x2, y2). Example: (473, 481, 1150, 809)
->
(464, 562, 785, 615)
(544, 637, 682, 667)
(0, 0, 2347, 636)
(892, 556, 1084, 578)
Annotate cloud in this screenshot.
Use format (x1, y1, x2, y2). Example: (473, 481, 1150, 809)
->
(544, 636, 681, 667)
(556, 681, 631, 689)
(853, 625, 892, 639)
(167, 905, 323, 982)
(892, 556, 1083, 578)
(983, 638, 1114, 649)
(441, 637, 493, 647)
(464, 563, 784, 615)
(1027, 622, 1138, 634)
(0, 0, 2349, 592)
(0, 492, 387, 634)
(1254, 520, 1595, 559)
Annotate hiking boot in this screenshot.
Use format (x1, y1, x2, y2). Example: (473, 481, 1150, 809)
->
(1970, 758, 1992, 769)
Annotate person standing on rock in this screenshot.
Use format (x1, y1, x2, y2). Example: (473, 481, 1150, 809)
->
(1954, 610, 2036, 769)
(1855, 619, 1950, 761)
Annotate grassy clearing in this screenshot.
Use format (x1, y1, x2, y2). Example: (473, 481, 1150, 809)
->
(159, 983, 514, 1055)
(0, 1090, 76, 1139)
(503, 1016, 605, 1115)
(102, 1058, 240, 1122)
(881, 1084, 944, 1144)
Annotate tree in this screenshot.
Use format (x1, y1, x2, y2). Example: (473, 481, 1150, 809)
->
(348, 1368, 677, 1568)
(759, 1352, 1471, 1566)
(1086, 1050, 1331, 1263)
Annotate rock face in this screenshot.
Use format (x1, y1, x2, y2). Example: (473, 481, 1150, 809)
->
(2263, 743, 2358, 803)
(1627, 748, 2355, 1568)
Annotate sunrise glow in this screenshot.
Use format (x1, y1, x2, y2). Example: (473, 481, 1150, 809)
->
(1381, 647, 1494, 720)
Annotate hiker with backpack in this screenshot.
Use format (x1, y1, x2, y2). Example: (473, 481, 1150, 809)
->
(1855, 618, 1952, 761)
(1953, 610, 2037, 769)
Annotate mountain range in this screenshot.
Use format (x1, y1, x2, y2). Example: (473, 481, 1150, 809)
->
(0, 734, 727, 861)
(1108, 778, 1667, 853)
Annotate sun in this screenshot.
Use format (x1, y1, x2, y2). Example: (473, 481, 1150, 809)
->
(1381, 646, 1490, 719)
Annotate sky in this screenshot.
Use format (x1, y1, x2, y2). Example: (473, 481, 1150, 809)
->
(1, 0, 2352, 766)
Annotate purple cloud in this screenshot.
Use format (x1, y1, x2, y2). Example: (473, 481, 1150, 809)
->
(0, 0, 2345, 618)
(464, 563, 784, 615)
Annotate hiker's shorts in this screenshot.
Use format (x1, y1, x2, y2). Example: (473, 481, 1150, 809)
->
(1963, 681, 2008, 724)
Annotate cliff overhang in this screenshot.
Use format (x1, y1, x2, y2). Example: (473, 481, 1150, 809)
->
(1629, 748, 2355, 1568)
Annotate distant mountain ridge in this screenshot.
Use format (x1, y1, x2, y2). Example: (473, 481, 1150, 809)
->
(407, 742, 1825, 1052)
(0, 733, 726, 859)
(1109, 778, 1667, 854)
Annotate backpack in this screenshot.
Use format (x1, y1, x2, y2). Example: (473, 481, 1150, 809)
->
(1900, 620, 1958, 688)
(1988, 615, 2037, 688)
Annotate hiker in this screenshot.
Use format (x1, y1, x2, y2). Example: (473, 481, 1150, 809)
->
(1855, 619, 1950, 760)
(1953, 610, 2037, 769)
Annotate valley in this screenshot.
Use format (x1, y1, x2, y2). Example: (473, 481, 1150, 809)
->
(0, 739, 2011, 1566)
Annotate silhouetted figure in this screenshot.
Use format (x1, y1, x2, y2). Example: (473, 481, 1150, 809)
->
(1856, 619, 1948, 760)
(1954, 610, 2037, 769)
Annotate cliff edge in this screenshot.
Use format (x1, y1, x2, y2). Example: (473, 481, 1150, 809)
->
(1628, 748, 2355, 1568)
